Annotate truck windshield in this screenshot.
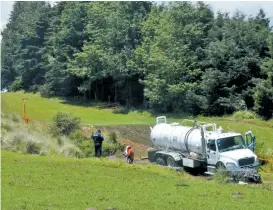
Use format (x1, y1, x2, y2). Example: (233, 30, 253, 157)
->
(217, 135, 246, 152)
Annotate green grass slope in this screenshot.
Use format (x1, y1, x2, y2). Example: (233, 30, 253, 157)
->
(2, 151, 273, 210)
(2, 92, 273, 151)
(1, 92, 156, 125)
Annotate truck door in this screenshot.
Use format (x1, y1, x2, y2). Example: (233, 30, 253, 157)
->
(245, 131, 256, 152)
(207, 139, 218, 165)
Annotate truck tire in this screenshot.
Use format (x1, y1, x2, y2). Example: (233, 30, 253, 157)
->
(156, 157, 166, 166)
(216, 162, 226, 171)
(167, 156, 177, 168)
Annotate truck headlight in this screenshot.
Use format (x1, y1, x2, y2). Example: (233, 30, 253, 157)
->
(226, 162, 237, 170)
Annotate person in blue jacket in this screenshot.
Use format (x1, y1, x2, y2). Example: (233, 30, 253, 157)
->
(92, 129, 104, 157)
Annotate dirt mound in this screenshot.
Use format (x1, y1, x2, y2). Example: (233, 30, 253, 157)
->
(81, 124, 152, 147)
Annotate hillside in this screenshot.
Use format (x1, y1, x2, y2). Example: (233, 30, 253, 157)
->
(2, 92, 273, 209)
(2, 92, 273, 151)
(2, 151, 273, 210)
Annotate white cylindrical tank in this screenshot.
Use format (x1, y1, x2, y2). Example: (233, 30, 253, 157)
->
(150, 123, 204, 155)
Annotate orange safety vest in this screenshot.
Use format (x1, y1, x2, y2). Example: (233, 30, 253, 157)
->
(127, 148, 134, 159)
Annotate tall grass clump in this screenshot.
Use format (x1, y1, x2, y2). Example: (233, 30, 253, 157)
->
(1, 113, 73, 156)
(213, 171, 230, 184)
(2, 131, 26, 152)
(1, 121, 13, 132)
(2, 131, 43, 154)
(232, 110, 258, 120)
(102, 142, 119, 156)
(112, 107, 129, 114)
(10, 113, 22, 122)
(260, 148, 273, 173)
(25, 139, 42, 154)
(107, 131, 117, 144)
(59, 144, 83, 158)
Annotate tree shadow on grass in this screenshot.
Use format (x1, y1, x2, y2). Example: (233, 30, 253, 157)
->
(60, 96, 110, 108)
(58, 96, 194, 121)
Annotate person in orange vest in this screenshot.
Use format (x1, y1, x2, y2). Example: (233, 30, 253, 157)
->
(123, 145, 134, 164)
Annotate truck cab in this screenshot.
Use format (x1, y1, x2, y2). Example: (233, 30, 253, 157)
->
(206, 132, 259, 172)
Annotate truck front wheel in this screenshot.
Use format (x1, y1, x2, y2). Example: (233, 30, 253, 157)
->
(216, 162, 226, 171)
(167, 156, 177, 168)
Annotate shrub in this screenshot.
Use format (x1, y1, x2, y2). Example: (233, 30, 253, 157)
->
(78, 140, 94, 157)
(232, 110, 258, 120)
(69, 131, 87, 145)
(108, 132, 117, 144)
(139, 111, 152, 117)
(102, 142, 119, 156)
(39, 84, 54, 98)
(59, 144, 83, 158)
(52, 112, 81, 135)
(118, 143, 126, 152)
(49, 124, 60, 137)
(55, 136, 70, 146)
(112, 107, 129, 114)
(69, 131, 94, 157)
(10, 77, 23, 91)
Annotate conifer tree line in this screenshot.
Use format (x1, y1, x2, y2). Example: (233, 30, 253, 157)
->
(1, 2, 273, 119)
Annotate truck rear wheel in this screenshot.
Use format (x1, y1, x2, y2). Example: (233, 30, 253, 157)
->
(167, 156, 177, 168)
(156, 157, 166, 166)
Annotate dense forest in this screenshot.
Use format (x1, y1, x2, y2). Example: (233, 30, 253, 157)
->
(1, 2, 273, 119)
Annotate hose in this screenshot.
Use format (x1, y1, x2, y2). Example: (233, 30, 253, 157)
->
(184, 127, 195, 152)
(184, 122, 200, 153)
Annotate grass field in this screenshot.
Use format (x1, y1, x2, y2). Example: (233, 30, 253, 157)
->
(2, 151, 273, 210)
(2, 92, 273, 151)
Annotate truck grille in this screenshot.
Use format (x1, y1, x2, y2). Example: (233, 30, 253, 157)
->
(238, 157, 255, 166)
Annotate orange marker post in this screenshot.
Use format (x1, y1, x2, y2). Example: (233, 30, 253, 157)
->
(22, 99, 28, 124)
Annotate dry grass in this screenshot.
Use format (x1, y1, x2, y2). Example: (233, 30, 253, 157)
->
(1, 113, 76, 156)
(1, 113, 122, 158)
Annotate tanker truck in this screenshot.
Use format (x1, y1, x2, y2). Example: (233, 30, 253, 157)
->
(148, 116, 261, 182)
